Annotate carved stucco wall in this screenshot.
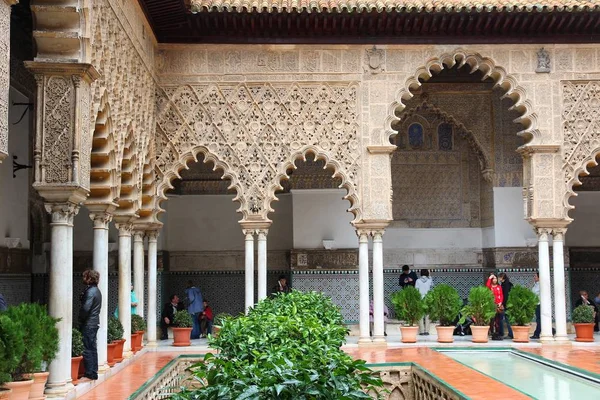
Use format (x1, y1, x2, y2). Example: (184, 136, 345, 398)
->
(0, 0, 17, 163)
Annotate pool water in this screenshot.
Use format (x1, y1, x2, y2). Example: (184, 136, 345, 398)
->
(442, 351, 600, 399)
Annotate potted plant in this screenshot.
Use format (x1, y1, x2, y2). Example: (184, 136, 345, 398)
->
(71, 329, 84, 385)
(505, 285, 538, 342)
(211, 313, 232, 337)
(172, 311, 193, 347)
(460, 286, 497, 343)
(390, 287, 424, 343)
(131, 315, 146, 353)
(26, 304, 59, 400)
(423, 284, 462, 343)
(108, 317, 125, 364)
(572, 305, 595, 342)
(107, 317, 124, 367)
(0, 315, 25, 400)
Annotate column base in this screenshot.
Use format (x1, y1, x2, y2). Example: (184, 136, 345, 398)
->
(123, 350, 134, 359)
(98, 363, 110, 374)
(357, 337, 373, 346)
(45, 382, 74, 398)
(146, 341, 158, 348)
(371, 336, 387, 347)
(540, 335, 555, 344)
(552, 336, 572, 345)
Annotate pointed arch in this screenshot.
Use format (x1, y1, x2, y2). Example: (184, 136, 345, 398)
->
(114, 125, 141, 216)
(564, 150, 600, 221)
(385, 49, 540, 146)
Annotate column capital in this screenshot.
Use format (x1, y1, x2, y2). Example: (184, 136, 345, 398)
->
(551, 228, 567, 241)
(115, 222, 134, 236)
(242, 229, 256, 238)
(145, 230, 159, 242)
(132, 230, 145, 242)
(45, 202, 79, 226)
(535, 227, 552, 241)
(89, 212, 113, 229)
(257, 229, 268, 239)
(356, 229, 369, 242)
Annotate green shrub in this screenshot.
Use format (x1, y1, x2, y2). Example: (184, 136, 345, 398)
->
(131, 314, 147, 332)
(36, 305, 60, 371)
(173, 310, 193, 328)
(3, 304, 45, 376)
(572, 305, 595, 323)
(0, 315, 25, 385)
(390, 287, 425, 326)
(460, 286, 497, 326)
(423, 284, 462, 326)
(172, 290, 383, 399)
(212, 313, 233, 327)
(506, 285, 538, 326)
(108, 316, 124, 343)
(72, 329, 84, 358)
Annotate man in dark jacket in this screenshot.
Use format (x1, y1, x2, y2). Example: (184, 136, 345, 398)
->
(161, 294, 180, 340)
(399, 265, 418, 288)
(498, 272, 514, 339)
(78, 270, 102, 380)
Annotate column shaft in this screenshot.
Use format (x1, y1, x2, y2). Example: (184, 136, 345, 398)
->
(243, 230, 255, 312)
(372, 230, 385, 344)
(552, 229, 569, 342)
(538, 228, 554, 342)
(45, 203, 78, 395)
(90, 212, 112, 372)
(358, 231, 371, 344)
(117, 223, 133, 356)
(133, 231, 145, 318)
(146, 231, 159, 346)
(257, 230, 268, 301)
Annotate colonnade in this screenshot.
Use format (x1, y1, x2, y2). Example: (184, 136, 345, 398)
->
(242, 224, 270, 312)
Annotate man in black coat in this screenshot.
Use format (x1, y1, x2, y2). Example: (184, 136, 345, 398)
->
(161, 294, 180, 340)
(498, 272, 514, 339)
(78, 270, 102, 380)
(399, 265, 418, 288)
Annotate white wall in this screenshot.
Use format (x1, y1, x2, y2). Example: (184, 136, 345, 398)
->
(291, 189, 356, 249)
(384, 227, 483, 249)
(73, 208, 120, 251)
(566, 192, 600, 247)
(492, 187, 536, 247)
(0, 88, 32, 249)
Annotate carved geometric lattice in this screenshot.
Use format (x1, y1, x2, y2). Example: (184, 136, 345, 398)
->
(154, 83, 361, 221)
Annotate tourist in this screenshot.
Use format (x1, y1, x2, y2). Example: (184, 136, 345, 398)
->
(161, 294, 179, 340)
(530, 272, 541, 339)
(0, 292, 6, 312)
(486, 273, 504, 340)
(369, 299, 388, 337)
(399, 265, 418, 288)
(415, 269, 433, 335)
(78, 270, 102, 381)
(498, 273, 514, 339)
(113, 285, 139, 318)
(186, 281, 204, 340)
(199, 300, 214, 338)
(271, 275, 291, 295)
(574, 290, 599, 332)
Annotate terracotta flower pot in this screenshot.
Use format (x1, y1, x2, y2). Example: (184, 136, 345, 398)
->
(0, 388, 12, 400)
(400, 326, 419, 343)
(435, 326, 455, 343)
(4, 379, 33, 400)
(114, 339, 125, 363)
(107, 342, 118, 367)
(134, 331, 145, 351)
(130, 332, 140, 354)
(71, 356, 83, 385)
(172, 327, 193, 347)
(27, 372, 49, 400)
(574, 323, 595, 342)
(512, 326, 531, 343)
(471, 325, 490, 343)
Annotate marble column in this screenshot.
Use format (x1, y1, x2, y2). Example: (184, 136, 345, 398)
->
(552, 228, 569, 343)
(243, 229, 255, 312)
(357, 230, 371, 345)
(0, 0, 18, 163)
(133, 230, 145, 318)
(146, 230, 159, 347)
(116, 222, 133, 357)
(89, 211, 112, 373)
(537, 228, 554, 342)
(44, 203, 78, 395)
(372, 230, 385, 344)
(257, 229, 268, 302)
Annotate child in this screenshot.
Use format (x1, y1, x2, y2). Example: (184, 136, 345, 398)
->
(199, 300, 214, 338)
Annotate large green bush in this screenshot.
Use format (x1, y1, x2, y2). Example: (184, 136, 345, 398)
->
(506, 285, 538, 326)
(131, 314, 147, 332)
(72, 329, 84, 358)
(460, 286, 497, 326)
(3, 303, 46, 377)
(108, 316, 124, 343)
(172, 290, 383, 399)
(0, 315, 25, 385)
(423, 284, 462, 326)
(390, 287, 424, 326)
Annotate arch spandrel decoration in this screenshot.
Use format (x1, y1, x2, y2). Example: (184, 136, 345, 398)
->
(385, 50, 540, 148)
(154, 82, 361, 221)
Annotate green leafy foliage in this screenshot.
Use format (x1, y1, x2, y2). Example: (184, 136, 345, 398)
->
(506, 285, 538, 326)
(173, 310, 193, 328)
(460, 286, 497, 326)
(131, 314, 147, 332)
(212, 313, 233, 327)
(108, 316, 124, 343)
(423, 284, 462, 326)
(171, 290, 384, 399)
(37, 305, 60, 369)
(3, 303, 47, 377)
(572, 305, 595, 323)
(0, 315, 25, 385)
(72, 328, 84, 358)
(390, 287, 425, 326)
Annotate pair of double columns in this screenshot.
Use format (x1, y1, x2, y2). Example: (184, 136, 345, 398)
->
(243, 224, 269, 312)
(536, 227, 569, 343)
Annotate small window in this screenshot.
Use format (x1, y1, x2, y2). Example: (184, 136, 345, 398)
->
(408, 123, 424, 149)
(438, 123, 453, 151)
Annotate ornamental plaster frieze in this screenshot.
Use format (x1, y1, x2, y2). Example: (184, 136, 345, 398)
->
(0, 0, 17, 163)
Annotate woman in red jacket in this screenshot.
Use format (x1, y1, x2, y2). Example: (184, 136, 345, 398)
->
(486, 273, 504, 340)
